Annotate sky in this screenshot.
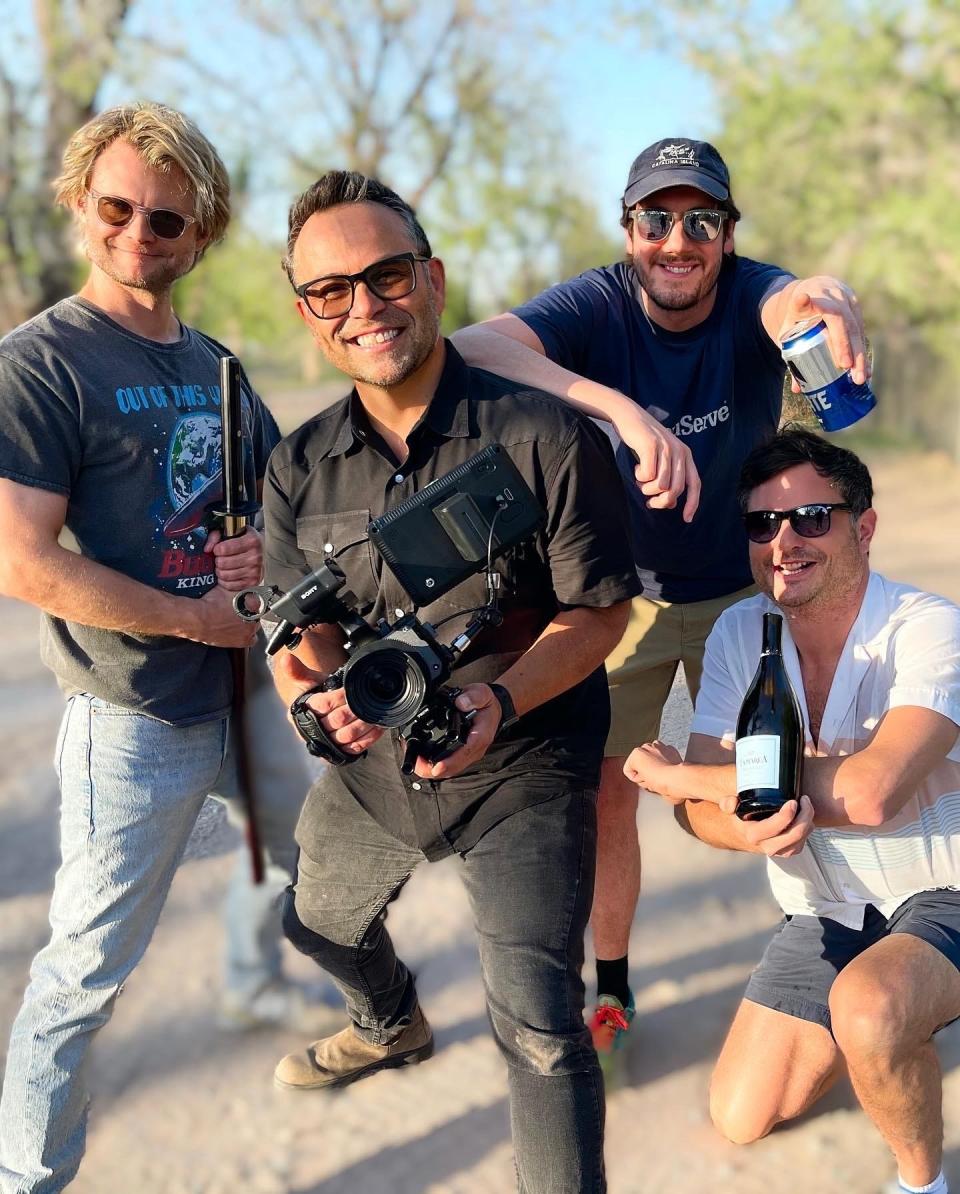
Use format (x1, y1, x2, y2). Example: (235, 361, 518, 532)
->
(550, 30, 715, 226)
(4, 0, 716, 243)
(104, 0, 717, 242)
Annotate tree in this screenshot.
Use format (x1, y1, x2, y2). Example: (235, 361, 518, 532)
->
(2, 0, 613, 362)
(621, 0, 960, 455)
(160, 0, 616, 329)
(0, 0, 132, 326)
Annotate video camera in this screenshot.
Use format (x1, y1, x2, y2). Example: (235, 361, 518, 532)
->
(235, 445, 545, 773)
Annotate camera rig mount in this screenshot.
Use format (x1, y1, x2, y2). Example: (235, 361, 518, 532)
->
(233, 444, 546, 774)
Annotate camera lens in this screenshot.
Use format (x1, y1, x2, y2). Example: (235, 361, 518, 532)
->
(344, 646, 429, 728)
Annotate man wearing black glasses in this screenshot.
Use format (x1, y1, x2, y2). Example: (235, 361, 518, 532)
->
(264, 170, 639, 1192)
(453, 137, 869, 1056)
(0, 104, 334, 1193)
(625, 428, 960, 1194)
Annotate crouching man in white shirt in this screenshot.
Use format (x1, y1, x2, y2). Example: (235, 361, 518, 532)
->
(625, 427, 960, 1194)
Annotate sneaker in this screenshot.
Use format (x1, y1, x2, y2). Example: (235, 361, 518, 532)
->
(884, 1183, 949, 1194)
(274, 1004, 434, 1091)
(589, 991, 636, 1056)
(217, 979, 345, 1034)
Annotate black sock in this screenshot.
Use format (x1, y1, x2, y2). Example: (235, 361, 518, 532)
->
(595, 956, 630, 1006)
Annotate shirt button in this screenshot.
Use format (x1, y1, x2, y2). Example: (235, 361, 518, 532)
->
(323, 542, 334, 553)
(411, 782, 422, 791)
(393, 473, 404, 484)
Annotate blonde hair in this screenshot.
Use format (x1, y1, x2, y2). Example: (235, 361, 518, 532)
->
(54, 103, 230, 250)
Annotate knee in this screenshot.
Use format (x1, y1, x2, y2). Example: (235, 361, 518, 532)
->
(709, 1088, 775, 1146)
(22, 946, 123, 1036)
(829, 975, 906, 1063)
(281, 889, 334, 959)
(488, 1007, 595, 1077)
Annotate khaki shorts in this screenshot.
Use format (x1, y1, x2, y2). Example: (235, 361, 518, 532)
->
(604, 584, 757, 758)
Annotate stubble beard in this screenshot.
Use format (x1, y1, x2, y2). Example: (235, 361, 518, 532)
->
(755, 535, 867, 616)
(83, 233, 196, 297)
(632, 252, 723, 313)
(337, 309, 441, 389)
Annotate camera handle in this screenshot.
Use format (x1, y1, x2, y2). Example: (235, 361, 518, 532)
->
(395, 598, 503, 775)
(231, 583, 306, 654)
(400, 690, 476, 775)
(289, 684, 362, 766)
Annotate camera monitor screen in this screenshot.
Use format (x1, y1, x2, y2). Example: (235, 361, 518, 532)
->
(367, 444, 546, 606)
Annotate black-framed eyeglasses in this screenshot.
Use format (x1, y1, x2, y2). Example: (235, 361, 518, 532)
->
(630, 208, 727, 243)
(86, 188, 197, 240)
(294, 252, 431, 320)
(743, 503, 854, 544)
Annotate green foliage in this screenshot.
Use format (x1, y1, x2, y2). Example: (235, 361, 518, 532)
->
(173, 232, 297, 361)
(622, 0, 960, 455)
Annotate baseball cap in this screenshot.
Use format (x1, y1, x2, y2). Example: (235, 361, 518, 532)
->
(622, 138, 731, 208)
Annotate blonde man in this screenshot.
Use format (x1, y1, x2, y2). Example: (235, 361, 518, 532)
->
(0, 104, 317, 1193)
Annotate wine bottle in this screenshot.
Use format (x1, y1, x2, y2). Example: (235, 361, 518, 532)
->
(735, 612, 804, 821)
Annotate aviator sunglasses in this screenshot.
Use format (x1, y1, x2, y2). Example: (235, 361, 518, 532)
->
(743, 503, 854, 544)
(86, 188, 197, 240)
(630, 208, 727, 243)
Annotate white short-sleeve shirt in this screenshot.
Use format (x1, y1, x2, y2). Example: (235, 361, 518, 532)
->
(691, 572, 960, 927)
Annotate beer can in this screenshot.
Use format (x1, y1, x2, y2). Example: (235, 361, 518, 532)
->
(780, 317, 876, 432)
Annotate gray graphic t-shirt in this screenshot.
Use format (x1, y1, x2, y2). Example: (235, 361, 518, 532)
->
(0, 297, 279, 724)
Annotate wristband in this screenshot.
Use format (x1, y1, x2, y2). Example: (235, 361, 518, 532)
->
(488, 682, 519, 734)
(289, 686, 363, 766)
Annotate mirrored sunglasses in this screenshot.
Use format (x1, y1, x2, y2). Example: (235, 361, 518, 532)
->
(630, 208, 727, 243)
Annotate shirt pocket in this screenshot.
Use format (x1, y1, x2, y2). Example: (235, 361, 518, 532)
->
(295, 509, 379, 609)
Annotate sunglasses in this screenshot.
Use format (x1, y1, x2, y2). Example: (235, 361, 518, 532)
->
(295, 252, 431, 320)
(87, 188, 197, 240)
(630, 208, 727, 243)
(743, 503, 853, 544)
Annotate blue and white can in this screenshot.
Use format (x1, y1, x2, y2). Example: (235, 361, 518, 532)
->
(780, 317, 876, 432)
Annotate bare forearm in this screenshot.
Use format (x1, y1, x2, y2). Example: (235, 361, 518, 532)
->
(647, 760, 738, 805)
(667, 755, 851, 827)
(497, 601, 630, 717)
(452, 325, 636, 426)
(650, 750, 859, 828)
(0, 540, 201, 639)
(677, 800, 753, 851)
(454, 321, 700, 518)
(270, 630, 348, 707)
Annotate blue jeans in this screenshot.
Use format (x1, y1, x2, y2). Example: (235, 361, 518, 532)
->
(0, 685, 306, 1194)
(285, 779, 605, 1194)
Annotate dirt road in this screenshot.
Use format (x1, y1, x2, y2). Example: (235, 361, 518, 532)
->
(0, 447, 957, 1194)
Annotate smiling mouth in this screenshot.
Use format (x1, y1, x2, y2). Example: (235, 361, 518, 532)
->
(774, 560, 817, 576)
(659, 262, 698, 276)
(349, 328, 402, 348)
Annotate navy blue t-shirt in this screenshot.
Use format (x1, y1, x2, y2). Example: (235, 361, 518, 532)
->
(513, 255, 790, 602)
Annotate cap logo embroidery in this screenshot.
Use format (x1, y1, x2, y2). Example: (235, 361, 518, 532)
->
(654, 143, 698, 168)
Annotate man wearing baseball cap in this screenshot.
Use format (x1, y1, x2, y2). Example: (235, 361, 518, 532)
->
(453, 136, 869, 1059)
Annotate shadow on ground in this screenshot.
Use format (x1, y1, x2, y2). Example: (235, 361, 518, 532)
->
(294, 1099, 510, 1194)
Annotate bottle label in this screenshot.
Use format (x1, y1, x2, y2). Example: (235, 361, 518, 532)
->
(736, 735, 781, 792)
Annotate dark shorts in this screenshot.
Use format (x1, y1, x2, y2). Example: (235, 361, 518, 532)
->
(744, 888, 960, 1033)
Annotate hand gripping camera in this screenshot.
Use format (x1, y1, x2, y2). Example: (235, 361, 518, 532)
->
(235, 445, 545, 774)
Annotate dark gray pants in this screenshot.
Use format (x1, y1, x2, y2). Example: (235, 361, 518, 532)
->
(283, 780, 606, 1194)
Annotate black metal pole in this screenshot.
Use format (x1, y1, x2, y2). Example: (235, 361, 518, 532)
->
(218, 355, 265, 884)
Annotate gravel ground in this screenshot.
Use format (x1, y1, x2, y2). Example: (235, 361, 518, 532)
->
(0, 448, 957, 1194)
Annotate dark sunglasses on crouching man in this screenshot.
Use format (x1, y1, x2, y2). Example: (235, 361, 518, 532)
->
(630, 208, 727, 243)
(743, 503, 854, 544)
(294, 252, 431, 320)
(86, 188, 197, 240)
